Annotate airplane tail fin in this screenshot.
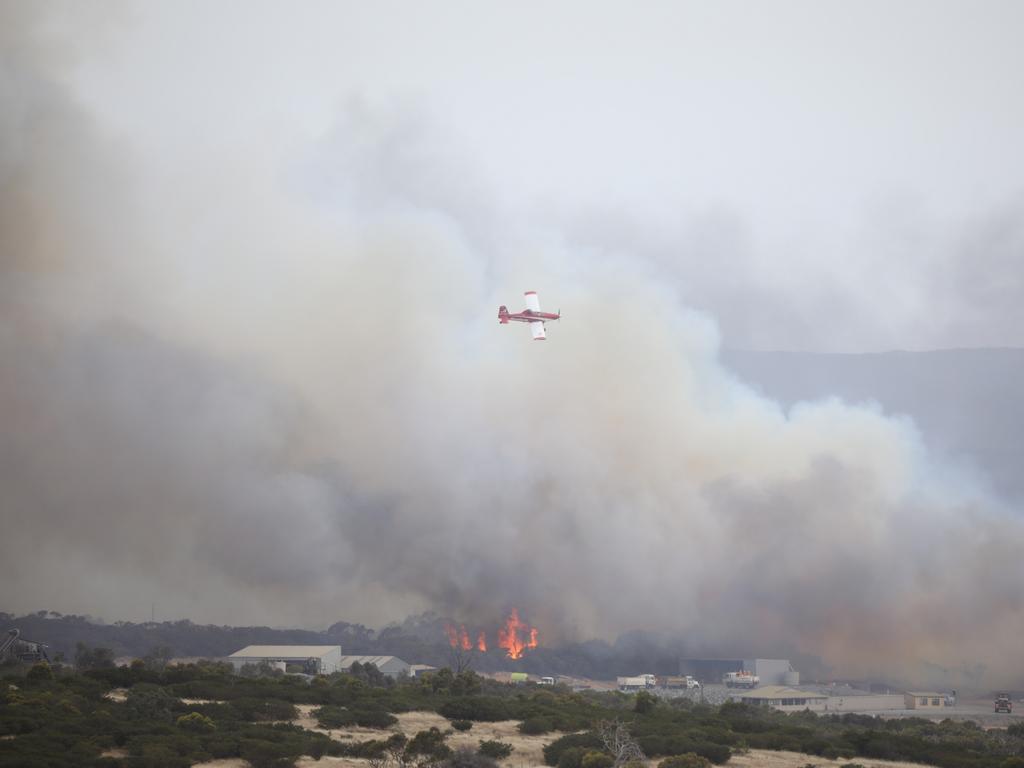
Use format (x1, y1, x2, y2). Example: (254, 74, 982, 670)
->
(498, 305, 509, 324)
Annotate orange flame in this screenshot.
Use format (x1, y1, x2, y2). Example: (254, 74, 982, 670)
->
(497, 609, 539, 660)
(477, 631, 487, 652)
(445, 623, 473, 650)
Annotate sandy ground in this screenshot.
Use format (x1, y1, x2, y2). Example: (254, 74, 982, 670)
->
(287, 707, 557, 765)
(190, 708, 948, 768)
(180, 698, 226, 705)
(728, 750, 937, 768)
(396, 711, 557, 766)
(104, 687, 128, 702)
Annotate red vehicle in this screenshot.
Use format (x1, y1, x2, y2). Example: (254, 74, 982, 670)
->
(498, 291, 560, 340)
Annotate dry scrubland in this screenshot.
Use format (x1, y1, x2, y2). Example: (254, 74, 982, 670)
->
(188, 707, 941, 768)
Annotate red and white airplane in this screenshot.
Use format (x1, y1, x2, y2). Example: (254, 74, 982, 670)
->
(498, 291, 561, 340)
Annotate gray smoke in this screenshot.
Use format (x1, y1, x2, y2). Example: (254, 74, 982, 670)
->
(2, 2, 1023, 687)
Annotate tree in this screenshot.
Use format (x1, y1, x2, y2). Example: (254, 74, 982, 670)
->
(634, 691, 656, 713)
(143, 645, 174, 671)
(386, 732, 411, 768)
(596, 720, 645, 768)
(75, 642, 115, 670)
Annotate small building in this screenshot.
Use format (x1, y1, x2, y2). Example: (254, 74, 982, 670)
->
(338, 655, 410, 678)
(735, 686, 828, 712)
(228, 645, 342, 674)
(409, 664, 437, 678)
(904, 691, 948, 710)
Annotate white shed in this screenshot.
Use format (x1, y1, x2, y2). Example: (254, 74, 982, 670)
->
(228, 645, 343, 674)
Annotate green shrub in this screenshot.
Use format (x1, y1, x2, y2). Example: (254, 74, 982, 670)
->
(451, 719, 473, 731)
(230, 697, 298, 722)
(519, 716, 554, 735)
(175, 712, 216, 733)
(25, 662, 54, 684)
(556, 746, 588, 768)
(543, 732, 604, 766)
(314, 706, 398, 729)
(478, 740, 514, 759)
(406, 727, 453, 763)
(581, 751, 614, 768)
(439, 697, 511, 722)
(634, 691, 656, 713)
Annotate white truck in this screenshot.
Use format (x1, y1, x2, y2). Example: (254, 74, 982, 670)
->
(723, 671, 760, 688)
(662, 675, 701, 690)
(618, 674, 657, 691)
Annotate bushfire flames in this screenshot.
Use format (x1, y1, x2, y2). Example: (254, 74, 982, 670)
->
(445, 610, 538, 660)
(498, 609, 538, 659)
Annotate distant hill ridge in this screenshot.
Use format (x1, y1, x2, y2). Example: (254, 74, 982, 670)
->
(722, 347, 1024, 503)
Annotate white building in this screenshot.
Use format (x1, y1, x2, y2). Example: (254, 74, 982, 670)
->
(735, 685, 828, 712)
(228, 645, 343, 674)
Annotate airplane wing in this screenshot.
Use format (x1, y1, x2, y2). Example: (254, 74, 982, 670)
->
(524, 291, 541, 312)
(531, 322, 546, 341)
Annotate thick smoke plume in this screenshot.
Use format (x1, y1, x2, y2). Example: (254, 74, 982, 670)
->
(2, 3, 1023, 687)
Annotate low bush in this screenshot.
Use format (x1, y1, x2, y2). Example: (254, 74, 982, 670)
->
(581, 751, 614, 768)
(478, 740, 514, 759)
(446, 745, 498, 768)
(439, 697, 511, 722)
(519, 716, 554, 735)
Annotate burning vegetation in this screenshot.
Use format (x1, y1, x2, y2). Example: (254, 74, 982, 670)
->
(445, 609, 538, 660)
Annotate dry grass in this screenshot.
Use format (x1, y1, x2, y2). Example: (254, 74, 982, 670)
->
(288, 707, 559, 766)
(395, 711, 556, 766)
(214, 709, 949, 768)
(727, 749, 939, 768)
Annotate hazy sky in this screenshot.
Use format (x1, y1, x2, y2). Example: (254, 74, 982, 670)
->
(4, 1, 1024, 684)
(58, 0, 1024, 352)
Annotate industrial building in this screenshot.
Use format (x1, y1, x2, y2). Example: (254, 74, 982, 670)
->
(904, 691, 949, 710)
(228, 645, 342, 674)
(1, 629, 49, 664)
(734, 686, 828, 712)
(679, 658, 799, 685)
(338, 655, 410, 678)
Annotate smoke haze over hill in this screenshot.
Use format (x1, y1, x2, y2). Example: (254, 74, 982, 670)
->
(2, 2, 1024, 686)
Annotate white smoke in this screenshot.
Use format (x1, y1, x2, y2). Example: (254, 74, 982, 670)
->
(2, 2, 1023, 686)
